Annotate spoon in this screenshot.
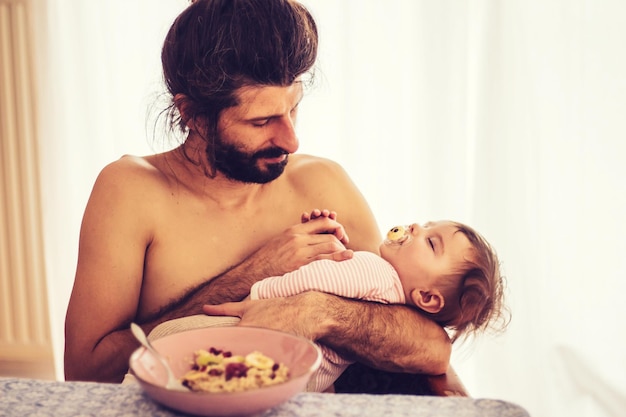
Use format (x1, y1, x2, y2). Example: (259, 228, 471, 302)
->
(130, 322, 189, 392)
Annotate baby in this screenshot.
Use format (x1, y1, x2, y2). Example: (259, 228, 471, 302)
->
(250, 209, 507, 392)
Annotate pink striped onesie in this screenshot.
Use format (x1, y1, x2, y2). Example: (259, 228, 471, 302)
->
(250, 251, 406, 392)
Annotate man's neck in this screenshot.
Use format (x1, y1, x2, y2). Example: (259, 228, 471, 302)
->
(164, 141, 274, 210)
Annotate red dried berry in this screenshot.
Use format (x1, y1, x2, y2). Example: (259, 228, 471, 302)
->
(225, 363, 248, 380)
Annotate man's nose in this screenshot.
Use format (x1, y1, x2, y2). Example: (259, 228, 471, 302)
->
(273, 116, 299, 154)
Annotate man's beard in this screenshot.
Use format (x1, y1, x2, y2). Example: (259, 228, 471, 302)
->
(212, 137, 289, 184)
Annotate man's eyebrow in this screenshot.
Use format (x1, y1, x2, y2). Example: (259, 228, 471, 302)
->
(247, 114, 273, 122)
(245, 90, 304, 122)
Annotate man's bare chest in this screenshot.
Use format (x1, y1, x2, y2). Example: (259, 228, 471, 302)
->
(138, 198, 302, 314)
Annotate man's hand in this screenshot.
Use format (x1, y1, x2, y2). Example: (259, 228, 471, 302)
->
(203, 293, 328, 340)
(242, 215, 353, 279)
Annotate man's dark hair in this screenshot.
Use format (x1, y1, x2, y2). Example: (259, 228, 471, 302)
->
(160, 0, 318, 158)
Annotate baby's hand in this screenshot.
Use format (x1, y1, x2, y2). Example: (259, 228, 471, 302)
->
(300, 209, 349, 245)
(301, 208, 337, 223)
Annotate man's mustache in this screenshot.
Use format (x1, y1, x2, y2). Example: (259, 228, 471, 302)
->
(252, 147, 289, 159)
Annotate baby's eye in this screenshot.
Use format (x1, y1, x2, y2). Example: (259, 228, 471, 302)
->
(428, 238, 435, 251)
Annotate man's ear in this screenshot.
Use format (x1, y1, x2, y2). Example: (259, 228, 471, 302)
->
(174, 93, 195, 130)
(410, 288, 445, 314)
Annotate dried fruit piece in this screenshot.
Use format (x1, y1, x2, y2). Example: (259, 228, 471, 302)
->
(194, 349, 222, 367)
(225, 362, 249, 380)
(245, 351, 274, 370)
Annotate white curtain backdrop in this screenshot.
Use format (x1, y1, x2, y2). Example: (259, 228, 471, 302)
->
(32, 1, 626, 417)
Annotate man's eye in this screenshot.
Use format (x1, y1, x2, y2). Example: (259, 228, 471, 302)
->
(252, 119, 270, 127)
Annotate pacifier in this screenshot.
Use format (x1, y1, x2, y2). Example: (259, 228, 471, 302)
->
(383, 225, 413, 246)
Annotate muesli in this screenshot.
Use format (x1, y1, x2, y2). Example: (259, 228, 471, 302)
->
(181, 347, 289, 393)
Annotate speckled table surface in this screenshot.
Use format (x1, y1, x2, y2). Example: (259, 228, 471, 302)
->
(0, 377, 529, 417)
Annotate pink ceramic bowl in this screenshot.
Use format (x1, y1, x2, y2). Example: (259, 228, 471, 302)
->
(129, 326, 322, 417)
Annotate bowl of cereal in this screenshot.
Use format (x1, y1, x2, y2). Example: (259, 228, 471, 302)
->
(129, 326, 322, 416)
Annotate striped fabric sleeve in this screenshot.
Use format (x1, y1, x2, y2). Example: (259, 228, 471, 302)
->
(249, 251, 405, 304)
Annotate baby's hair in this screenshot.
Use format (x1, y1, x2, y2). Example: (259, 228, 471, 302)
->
(427, 222, 509, 343)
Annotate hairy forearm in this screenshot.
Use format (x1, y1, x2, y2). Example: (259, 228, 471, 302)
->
(139, 258, 263, 332)
(317, 296, 451, 375)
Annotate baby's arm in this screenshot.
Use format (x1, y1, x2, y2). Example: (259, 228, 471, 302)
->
(251, 253, 402, 304)
(250, 259, 346, 300)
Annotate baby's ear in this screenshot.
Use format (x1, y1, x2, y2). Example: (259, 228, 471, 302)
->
(411, 289, 444, 314)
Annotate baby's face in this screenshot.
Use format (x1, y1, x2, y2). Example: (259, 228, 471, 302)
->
(380, 221, 472, 290)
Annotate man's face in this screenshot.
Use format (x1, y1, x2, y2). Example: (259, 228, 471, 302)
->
(213, 83, 303, 184)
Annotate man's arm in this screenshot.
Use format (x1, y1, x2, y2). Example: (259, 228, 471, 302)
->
(140, 217, 355, 325)
(319, 295, 451, 374)
(64, 161, 156, 382)
(203, 292, 451, 375)
(64, 161, 355, 383)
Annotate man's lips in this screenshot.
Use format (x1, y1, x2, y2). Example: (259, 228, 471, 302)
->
(261, 154, 288, 163)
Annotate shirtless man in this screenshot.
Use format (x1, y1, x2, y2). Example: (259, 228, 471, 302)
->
(64, 0, 450, 384)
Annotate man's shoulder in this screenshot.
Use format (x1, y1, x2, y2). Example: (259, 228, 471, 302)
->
(92, 154, 172, 203)
(287, 154, 349, 182)
(97, 154, 169, 184)
(103, 154, 160, 175)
